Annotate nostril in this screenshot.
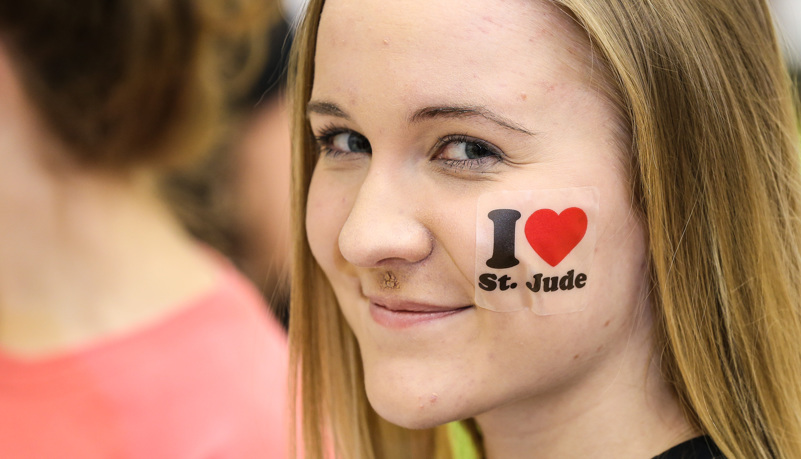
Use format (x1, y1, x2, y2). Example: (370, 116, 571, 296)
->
(337, 169, 434, 267)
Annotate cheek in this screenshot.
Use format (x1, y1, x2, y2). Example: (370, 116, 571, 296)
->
(590, 179, 650, 321)
(306, 168, 353, 271)
(595, 167, 647, 265)
(418, 189, 481, 286)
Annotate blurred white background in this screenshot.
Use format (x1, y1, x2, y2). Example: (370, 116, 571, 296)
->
(772, 0, 801, 70)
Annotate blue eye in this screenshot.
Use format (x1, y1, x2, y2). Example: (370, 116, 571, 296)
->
(434, 135, 503, 170)
(313, 127, 503, 172)
(315, 128, 371, 157)
(438, 139, 497, 160)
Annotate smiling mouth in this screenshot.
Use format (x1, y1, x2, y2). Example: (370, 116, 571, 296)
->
(368, 300, 473, 329)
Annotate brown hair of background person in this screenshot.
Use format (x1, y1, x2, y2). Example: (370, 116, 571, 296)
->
(0, 0, 273, 170)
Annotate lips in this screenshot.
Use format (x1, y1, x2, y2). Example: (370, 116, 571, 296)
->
(368, 298, 472, 329)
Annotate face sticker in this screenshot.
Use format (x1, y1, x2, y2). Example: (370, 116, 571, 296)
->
(474, 187, 599, 315)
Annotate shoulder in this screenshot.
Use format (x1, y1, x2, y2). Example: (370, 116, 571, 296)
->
(115, 254, 289, 457)
(653, 436, 725, 459)
(185, 252, 288, 362)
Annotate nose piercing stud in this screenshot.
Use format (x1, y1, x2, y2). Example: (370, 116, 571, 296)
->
(382, 271, 400, 289)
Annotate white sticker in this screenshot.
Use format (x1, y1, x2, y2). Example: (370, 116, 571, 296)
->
(474, 187, 599, 315)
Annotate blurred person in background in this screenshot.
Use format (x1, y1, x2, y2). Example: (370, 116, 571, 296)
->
(0, 1, 288, 457)
(164, 3, 297, 328)
(227, 15, 293, 326)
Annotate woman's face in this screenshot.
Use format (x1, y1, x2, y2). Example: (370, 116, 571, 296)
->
(306, 0, 650, 429)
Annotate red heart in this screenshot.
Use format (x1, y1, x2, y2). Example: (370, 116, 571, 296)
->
(524, 207, 587, 267)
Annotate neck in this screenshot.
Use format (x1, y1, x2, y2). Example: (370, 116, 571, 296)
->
(476, 319, 696, 459)
(0, 146, 216, 357)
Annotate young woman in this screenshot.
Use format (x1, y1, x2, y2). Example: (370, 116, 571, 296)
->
(0, 1, 287, 457)
(289, 0, 801, 457)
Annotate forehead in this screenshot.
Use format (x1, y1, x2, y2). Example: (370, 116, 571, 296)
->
(313, 0, 591, 109)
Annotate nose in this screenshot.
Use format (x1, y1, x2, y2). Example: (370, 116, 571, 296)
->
(338, 168, 433, 268)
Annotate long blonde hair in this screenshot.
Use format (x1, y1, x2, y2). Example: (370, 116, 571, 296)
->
(288, 0, 801, 457)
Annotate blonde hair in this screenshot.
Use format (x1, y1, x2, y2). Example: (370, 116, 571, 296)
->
(288, 0, 801, 457)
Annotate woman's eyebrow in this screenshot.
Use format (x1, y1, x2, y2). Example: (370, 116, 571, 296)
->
(307, 100, 350, 119)
(410, 105, 536, 136)
(307, 101, 535, 136)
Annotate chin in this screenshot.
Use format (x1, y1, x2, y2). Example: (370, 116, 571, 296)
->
(366, 392, 453, 430)
(363, 373, 478, 430)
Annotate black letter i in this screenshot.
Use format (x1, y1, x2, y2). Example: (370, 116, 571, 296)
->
(486, 209, 521, 269)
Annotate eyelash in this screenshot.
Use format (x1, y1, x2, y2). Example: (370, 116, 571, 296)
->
(313, 125, 505, 170)
(313, 124, 360, 159)
(433, 134, 503, 170)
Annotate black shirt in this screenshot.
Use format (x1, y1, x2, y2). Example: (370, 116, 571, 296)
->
(652, 436, 725, 459)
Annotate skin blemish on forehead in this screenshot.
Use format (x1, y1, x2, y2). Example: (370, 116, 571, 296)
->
(481, 15, 501, 26)
(477, 12, 506, 34)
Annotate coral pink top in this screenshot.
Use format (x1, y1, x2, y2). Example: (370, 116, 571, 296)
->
(0, 259, 288, 458)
